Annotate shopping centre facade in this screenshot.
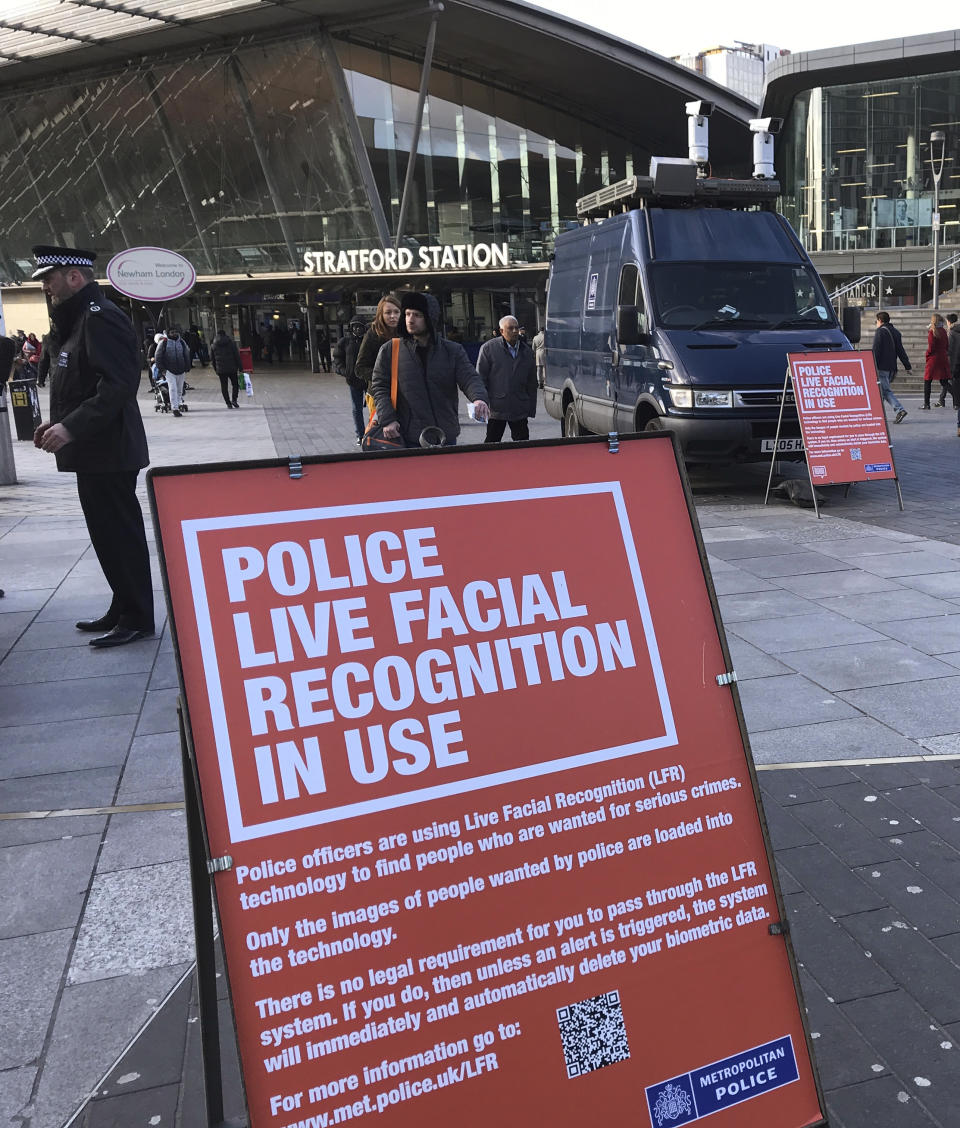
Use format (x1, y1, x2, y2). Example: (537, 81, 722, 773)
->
(1, 6, 957, 352)
(765, 30, 960, 306)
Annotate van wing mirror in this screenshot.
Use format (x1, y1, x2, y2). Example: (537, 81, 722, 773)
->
(617, 305, 650, 346)
(841, 307, 861, 345)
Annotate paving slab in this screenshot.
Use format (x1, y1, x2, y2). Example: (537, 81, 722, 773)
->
(783, 640, 956, 691)
(750, 717, 924, 765)
(840, 989, 960, 1112)
(729, 610, 887, 653)
(883, 615, 960, 655)
(858, 548, 960, 578)
(0, 673, 149, 727)
(732, 550, 853, 578)
(68, 861, 194, 984)
(778, 844, 888, 918)
(840, 908, 960, 1024)
(799, 968, 889, 1092)
(825, 1075, 942, 1128)
(839, 676, 960, 739)
(702, 536, 799, 560)
(0, 715, 137, 780)
(782, 891, 895, 1002)
(816, 588, 950, 624)
(0, 1065, 37, 1128)
(774, 569, 901, 598)
(724, 635, 792, 680)
(0, 642, 158, 687)
(97, 810, 189, 874)
(736, 673, 860, 731)
(789, 799, 897, 867)
(115, 731, 184, 806)
(0, 834, 101, 939)
(717, 588, 822, 623)
(134, 687, 180, 737)
(0, 814, 108, 848)
(28, 966, 189, 1128)
(853, 859, 960, 939)
(0, 768, 122, 815)
(0, 929, 73, 1069)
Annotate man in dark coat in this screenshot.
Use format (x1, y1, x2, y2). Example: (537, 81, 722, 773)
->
(32, 245, 154, 647)
(478, 315, 538, 442)
(335, 317, 368, 443)
(210, 327, 243, 408)
(872, 311, 907, 424)
(371, 292, 488, 447)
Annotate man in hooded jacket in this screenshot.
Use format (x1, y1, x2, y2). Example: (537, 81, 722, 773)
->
(371, 292, 489, 447)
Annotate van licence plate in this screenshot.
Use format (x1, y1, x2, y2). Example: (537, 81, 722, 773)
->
(761, 437, 804, 453)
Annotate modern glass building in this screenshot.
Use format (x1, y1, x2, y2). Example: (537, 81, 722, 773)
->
(764, 31, 960, 304)
(0, 0, 754, 352)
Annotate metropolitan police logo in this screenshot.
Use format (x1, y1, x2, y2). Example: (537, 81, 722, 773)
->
(646, 1074, 697, 1128)
(653, 1083, 693, 1124)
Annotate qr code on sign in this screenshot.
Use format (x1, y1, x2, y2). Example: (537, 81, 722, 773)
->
(557, 990, 630, 1079)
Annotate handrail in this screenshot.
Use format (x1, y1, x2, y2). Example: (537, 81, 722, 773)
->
(829, 251, 960, 305)
(916, 250, 960, 280)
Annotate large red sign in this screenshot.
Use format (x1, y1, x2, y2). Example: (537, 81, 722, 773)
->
(150, 436, 824, 1128)
(789, 351, 897, 485)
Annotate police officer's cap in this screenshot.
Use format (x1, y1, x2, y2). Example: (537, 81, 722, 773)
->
(31, 245, 97, 280)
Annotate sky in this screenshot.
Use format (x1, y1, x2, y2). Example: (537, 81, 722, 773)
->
(533, 0, 953, 58)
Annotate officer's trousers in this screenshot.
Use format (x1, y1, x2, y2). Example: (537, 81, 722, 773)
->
(76, 471, 154, 631)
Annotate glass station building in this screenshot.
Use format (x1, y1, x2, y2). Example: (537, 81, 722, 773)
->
(0, 0, 754, 358)
(764, 30, 960, 304)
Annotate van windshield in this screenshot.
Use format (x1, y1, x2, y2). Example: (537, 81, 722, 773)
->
(650, 262, 835, 330)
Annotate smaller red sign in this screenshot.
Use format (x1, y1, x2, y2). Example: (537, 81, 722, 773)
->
(788, 352, 897, 485)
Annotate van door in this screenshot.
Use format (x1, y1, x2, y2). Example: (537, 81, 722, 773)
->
(581, 221, 626, 433)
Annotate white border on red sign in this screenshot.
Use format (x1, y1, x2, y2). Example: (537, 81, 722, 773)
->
(180, 482, 678, 843)
(793, 356, 871, 415)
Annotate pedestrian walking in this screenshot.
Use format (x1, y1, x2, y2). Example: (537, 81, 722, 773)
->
(155, 326, 191, 416)
(532, 327, 546, 388)
(36, 331, 54, 387)
(371, 291, 489, 448)
(211, 327, 243, 408)
(31, 244, 153, 648)
(478, 315, 538, 443)
(335, 317, 368, 444)
(872, 312, 907, 423)
(923, 313, 950, 409)
(317, 328, 332, 372)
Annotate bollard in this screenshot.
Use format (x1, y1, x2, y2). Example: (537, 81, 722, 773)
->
(0, 386, 17, 484)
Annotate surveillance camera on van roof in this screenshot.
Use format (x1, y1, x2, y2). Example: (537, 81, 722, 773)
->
(685, 100, 714, 118)
(749, 117, 783, 136)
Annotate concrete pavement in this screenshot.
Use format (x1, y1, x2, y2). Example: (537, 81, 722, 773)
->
(3, 367, 960, 1127)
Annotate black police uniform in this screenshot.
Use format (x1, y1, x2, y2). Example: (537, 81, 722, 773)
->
(47, 279, 154, 634)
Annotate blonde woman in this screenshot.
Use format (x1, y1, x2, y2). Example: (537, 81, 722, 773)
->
(355, 293, 402, 414)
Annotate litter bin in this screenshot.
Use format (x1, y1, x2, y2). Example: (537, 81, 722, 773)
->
(9, 377, 41, 441)
(239, 347, 253, 373)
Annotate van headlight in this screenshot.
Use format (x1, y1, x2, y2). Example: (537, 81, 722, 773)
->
(668, 387, 693, 408)
(694, 390, 733, 408)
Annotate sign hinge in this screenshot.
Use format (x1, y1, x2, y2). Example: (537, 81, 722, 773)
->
(288, 457, 303, 479)
(768, 920, 789, 936)
(207, 855, 233, 874)
(716, 670, 737, 686)
(607, 431, 620, 453)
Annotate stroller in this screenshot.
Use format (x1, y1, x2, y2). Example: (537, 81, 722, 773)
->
(149, 367, 189, 414)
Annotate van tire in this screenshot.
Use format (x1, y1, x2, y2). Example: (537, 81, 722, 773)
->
(643, 416, 665, 432)
(564, 402, 584, 437)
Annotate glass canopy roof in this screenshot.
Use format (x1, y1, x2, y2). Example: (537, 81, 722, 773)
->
(0, 0, 262, 65)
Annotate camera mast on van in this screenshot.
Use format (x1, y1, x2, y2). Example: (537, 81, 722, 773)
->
(543, 104, 851, 464)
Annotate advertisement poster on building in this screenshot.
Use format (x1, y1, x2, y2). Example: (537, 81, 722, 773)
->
(150, 436, 825, 1128)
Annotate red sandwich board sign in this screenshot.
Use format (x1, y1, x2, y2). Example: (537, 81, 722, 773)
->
(766, 351, 903, 515)
(149, 434, 826, 1128)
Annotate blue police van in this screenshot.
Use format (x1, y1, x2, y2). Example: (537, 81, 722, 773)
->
(543, 153, 851, 463)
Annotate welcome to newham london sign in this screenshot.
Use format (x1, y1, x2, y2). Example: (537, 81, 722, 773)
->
(303, 242, 510, 275)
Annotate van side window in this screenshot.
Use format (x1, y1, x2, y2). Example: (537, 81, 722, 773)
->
(618, 264, 646, 328)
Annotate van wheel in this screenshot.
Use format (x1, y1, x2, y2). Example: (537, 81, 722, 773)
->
(643, 416, 665, 432)
(564, 402, 583, 437)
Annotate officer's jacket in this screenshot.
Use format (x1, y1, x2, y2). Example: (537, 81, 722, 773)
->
(48, 282, 149, 473)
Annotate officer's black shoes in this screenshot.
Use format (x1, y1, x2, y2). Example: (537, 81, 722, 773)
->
(76, 612, 119, 632)
(89, 625, 155, 648)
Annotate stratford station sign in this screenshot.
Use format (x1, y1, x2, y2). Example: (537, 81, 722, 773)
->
(150, 434, 826, 1128)
(302, 243, 510, 275)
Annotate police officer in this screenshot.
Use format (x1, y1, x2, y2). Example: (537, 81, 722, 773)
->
(32, 245, 154, 647)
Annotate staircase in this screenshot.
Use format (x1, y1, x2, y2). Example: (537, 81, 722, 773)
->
(856, 308, 956, 395)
